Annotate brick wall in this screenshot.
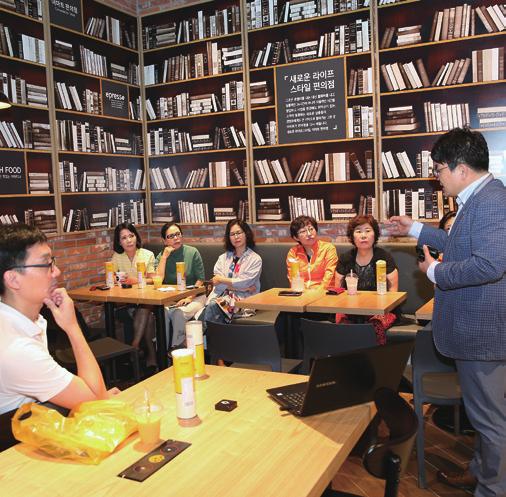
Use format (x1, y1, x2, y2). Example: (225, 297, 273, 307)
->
(136, 0, 202, 15)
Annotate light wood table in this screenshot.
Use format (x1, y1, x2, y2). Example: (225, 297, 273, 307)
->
(69, 285, 205, 369)
(305, 291, 407, 315)
(0, 366, 374, 497)
(415, 298, 434, 321)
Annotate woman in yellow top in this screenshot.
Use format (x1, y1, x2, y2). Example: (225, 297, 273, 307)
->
(111, 222, 157, 371)
(286, 215, 338, 289)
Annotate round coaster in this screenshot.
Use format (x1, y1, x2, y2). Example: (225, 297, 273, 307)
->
(178, 416, 202, 427)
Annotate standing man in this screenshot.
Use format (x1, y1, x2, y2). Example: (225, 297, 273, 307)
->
(0, 224, 110, 416)
(389, 128, 506, 497)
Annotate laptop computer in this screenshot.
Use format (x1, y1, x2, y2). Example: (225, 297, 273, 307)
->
(267, 340, 414, 417)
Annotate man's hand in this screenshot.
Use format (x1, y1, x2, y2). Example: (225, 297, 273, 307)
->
(212, 275, 225, 286)
(387, 216, 414, 236)
(43, 288, 80, 334)
(175, 297, 192, 307)
(418, 245, 435, 274)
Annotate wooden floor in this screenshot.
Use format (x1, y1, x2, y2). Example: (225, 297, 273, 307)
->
(331, 402, 474, 497)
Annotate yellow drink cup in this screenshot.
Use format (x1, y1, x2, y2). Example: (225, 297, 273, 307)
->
(376, 260, 387, 295)
(137, 261, 146, 289)
(105, 261, 114, 287)
(176, 261, 186, 290)
(152, 275, 163, 289)
(171, 348, 197, 421)
(185, 321, 208, 380)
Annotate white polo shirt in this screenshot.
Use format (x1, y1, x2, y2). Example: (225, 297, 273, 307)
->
(0, 302, 73, 414)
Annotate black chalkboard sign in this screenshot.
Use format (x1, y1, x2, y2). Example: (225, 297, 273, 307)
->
(0, 151, 26, 194)
(49, 0, 82, 32)
(276, 58, 346, 144)
(102, 80, 129, 118)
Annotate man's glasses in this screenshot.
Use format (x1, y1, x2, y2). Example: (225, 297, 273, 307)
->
(230, 230, 244, 238)
(433, 165, 449, 177)
(166, 232, 182, 240)
(9, 256, 56, 271)
(297, 226, 316, 237)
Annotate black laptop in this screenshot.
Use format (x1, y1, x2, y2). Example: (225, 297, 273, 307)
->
(267, 340, 414, 417)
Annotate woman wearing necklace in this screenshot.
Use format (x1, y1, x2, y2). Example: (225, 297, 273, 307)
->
(336, 215, 399, 344)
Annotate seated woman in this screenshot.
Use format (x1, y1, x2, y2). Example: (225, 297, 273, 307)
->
(111, 222, 157, 369)
(335, 215, 399, 345)
(198, 219, 262, 326)
(286, 215, 338, 289)
(439, 210, 457, 233)
(155, 222, 205, 348)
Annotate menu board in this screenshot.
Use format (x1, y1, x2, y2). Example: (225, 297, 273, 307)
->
(0, 151, 26, 194)
(49, 0, 82, 32)
(102, 80, 129, 119)
(276, 58, 346, 144)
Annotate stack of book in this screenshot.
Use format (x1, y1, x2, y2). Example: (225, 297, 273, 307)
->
(55, 82, 101, 114)
(28, 172, 52, 194)
(347, 105, 374, 138)
(25, 209, 57, 234)
(1, 73, 47, 106)
(152, 201, 175, 223)
(149, 166, 182, 190)
(84, 16, 137, 49)
(52, 40, 76, 68)
(213, 206, 236, 222)
(384, 105, 420, 135)
(222, 46, 243, 73)
(178, 201, 210, 223)
(142, 23, 177, 49)
(254, 158, 291, 184)
(252, 121, 277, 146)
(23, 121, 50, 150)
(477, 106, 506, 129)
(380, 59, 430, 91)
(348, 67, 372, 96)
(1, 0, 42, 20)
(330, 203, 357, 221)
(472, 47, 504, 82)
(432, 57, 471, 86)
(0, 121, 23, 148)
(396, 25, 422, 46)
(430, 4, 474, 41)
(250, 81, 272, 107)
(288, 196, 325, 221)
(475, 4, 506, 33)
(89, 211, 108, 229)
(257, 198, 285, 221)
(424, 101, 470, 132)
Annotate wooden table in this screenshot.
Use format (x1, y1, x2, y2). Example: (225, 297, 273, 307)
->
(0, 366, 374, 497)
(415, 298, 434, 321)
(69, 285, 205, 369)
(305, 291, 407, 315)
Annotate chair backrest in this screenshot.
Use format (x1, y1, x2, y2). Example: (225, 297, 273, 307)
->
(412, 327, 456, 376)
(301, 319, 377, 373)
(363, 388, 418, 497)
(0, 408, 17, 452)
(206, 322, 282, 372)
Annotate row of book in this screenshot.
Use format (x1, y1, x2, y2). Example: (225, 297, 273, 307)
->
(146, 125, 246, 156)
(252, 121, 277, 146)
(84, 16, 137, 49)
(1, 72, 47, 106)
(348, 67, 372, 96)
(380, 59, 431, 92)
(144, 43, 242, 85)
(347, 105, 374, 138)
(381, 150, 434, 179)
(424, 102, 470, 133)
(383, 188, 457, 220)
(472, 47, 504, 82)
(247, 0, 370, 29)
(477, 106, 506, 128)
(429, 4, 476, 42)
(53, 40, 139, 85)
(0, 209, 57, 234)
(0, 25, 45, 63)
(380, 25, 421, 49)
(54, 82, 100, 114)
(59, 161, 144, 192)
(145, 81, 244, 121)
(142, 6, 241, 49)
(475, 3, 506, 33)
(63, 200, 146, 232)
(0, 0, 42, 20)
(174, 199, 249, 224)
(28, 171, 51, 194)
(56, 120, 143, 154)
(0, 120, 49, 149)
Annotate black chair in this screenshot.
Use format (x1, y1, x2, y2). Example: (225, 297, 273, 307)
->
(301, 319, 378, 373)
(0, 408, 17, 452)
(322, 388, 418, 497)
(206, 321, 302, 373)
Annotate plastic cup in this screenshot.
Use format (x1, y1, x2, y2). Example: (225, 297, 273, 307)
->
(345, 273, 358, 295)
(135, 403, 163, 446)
(152, 275, 163, 289)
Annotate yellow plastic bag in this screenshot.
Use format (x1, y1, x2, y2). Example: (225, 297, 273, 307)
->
(12, 399, 138, 464)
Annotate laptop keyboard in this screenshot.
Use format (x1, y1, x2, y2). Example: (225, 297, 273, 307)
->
(281, 391, 306, 410)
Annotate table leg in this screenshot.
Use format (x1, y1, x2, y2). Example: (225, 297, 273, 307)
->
(154, 305, 168, 369)
(104, 303, 116, 338)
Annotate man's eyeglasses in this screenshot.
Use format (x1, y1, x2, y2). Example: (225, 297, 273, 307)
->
(433, 165, 449, 177)
(297, 226, 316, 237)
(9, 256, 56, 271)
(230, 230, 244, 238)
(166, 232, 182, 240)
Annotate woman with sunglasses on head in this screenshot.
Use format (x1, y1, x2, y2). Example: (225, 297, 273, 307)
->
(198, 219, 262, 326)
(155, 222, 205, 349)
(335, 215, 399, 345)
(111, 222, 157, 370)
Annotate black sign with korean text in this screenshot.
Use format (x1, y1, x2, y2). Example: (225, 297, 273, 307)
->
(276, 58, 346, 144)
(102, 80, 129, 118)
(49, 0, 82, 32)
(0, 151, 26, 194)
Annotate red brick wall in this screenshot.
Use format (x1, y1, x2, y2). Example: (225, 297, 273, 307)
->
(136, 0, 203, 15)
(99, 0, 137, 14)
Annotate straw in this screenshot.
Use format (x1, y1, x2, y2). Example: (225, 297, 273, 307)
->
(144, 389, 151, 415)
